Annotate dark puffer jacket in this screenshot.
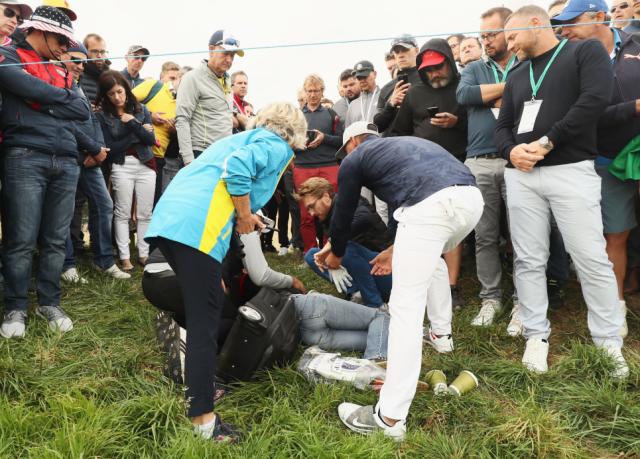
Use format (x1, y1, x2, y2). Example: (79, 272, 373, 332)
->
(389, 38, 468, 160)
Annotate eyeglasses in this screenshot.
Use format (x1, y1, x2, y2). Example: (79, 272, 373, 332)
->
(89, 49, 109, 56)
(611, 2, 629, 13)
(2, 7, 23, 24)
(424, 61, 446, 72)
(48, 33, 70, 48)
(305, 198, 320, 213)
(480, 31, 502, 42)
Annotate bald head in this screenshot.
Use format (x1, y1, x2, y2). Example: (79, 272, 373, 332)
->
(504, 5, 559, 61)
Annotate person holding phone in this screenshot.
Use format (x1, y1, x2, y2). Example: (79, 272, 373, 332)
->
(293, 74, 345, 252)
(374, 34, 421, 135)
(389, 38, 469, 309)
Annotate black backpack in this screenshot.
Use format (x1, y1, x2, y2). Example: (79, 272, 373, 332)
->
(216, 287, 300, 381)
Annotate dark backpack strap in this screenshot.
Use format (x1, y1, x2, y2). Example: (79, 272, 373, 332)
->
(327, 107, 339, 135)
(141, 80, 164, 105)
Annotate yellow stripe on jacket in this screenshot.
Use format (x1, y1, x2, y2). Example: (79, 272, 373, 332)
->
(198, 181, 235, 254)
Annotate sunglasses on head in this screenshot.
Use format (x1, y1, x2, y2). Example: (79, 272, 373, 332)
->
(216, 37, 239, 47)
(611, 2, 629, 12)
(2, 7, 23, 24)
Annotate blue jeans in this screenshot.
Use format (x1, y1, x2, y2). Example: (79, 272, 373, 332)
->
(305, 241, 392, 308)
(64, 165, 115, 270)
(2, 148, 80, 311)
(293, 293, 389, 360)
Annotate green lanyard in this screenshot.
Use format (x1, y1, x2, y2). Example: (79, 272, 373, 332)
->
(490, 55, 516, 84)
(529, 39, 567, 100)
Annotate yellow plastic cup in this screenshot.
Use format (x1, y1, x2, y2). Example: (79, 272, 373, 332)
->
(425, 369, 448, 395)
(448, 370, 479, 396)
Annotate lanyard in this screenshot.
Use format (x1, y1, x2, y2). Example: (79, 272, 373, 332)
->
(360, 87, 379, 122)
(490, 55, 516, 83)
(529, 39, 567, 100)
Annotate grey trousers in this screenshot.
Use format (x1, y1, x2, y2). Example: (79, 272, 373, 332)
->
(465, 157, 510, 300)
(504, 160, 622, 347)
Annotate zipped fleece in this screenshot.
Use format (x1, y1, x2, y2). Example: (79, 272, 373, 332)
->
(176, 60, 233, 164)
(389, 38, 468, 160)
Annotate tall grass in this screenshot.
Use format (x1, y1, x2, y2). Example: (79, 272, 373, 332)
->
(0, 252, 637, 458)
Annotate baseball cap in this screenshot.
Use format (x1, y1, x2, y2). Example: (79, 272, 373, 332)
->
(67, 42, 88, 56)
(390, 34, 418, 52)
(2, 0, 33, 20)
(551, 0, 609, 22)
(418, 50, 446, 70)
(127, 45, 150, 60)
(335, 122, 380, 160)
(209, 30, 244, 57)
(42, 0, 77, 21)
(352, 60, 375, 78)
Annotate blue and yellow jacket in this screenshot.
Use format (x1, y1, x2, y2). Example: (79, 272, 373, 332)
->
(145, 128, 294, 262)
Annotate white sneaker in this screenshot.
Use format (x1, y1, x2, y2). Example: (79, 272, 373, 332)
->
(619, 300, 627, 339)
(0, 310, 27, 338)
(602, 346, 629, 379)
(471, 299, 501, 326)
(338, 403, 406, 441)
(522, 338, 549, 373)
(35, 306, 73, 333)
(423, 327, 454, 353)
(103, 264, 131, 280)
(277, 247, 289, 256)
(506, 302, 523, 337)
(61, 267, 87, 284)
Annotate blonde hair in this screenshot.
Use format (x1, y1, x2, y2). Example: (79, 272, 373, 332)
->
(303, 74, 325, 91)
(294, 177, 335, 201)
(251, 102, 308, 150)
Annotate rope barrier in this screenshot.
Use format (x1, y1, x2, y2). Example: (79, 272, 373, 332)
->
(0, 18, 636, 67)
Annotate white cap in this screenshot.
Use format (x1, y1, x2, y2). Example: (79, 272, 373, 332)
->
(335, 121, 380, 160)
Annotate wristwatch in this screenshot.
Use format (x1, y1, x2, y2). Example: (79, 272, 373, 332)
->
(538, 136, 554, 151)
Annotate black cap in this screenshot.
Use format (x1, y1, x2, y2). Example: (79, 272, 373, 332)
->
(352, 60, 375, 78)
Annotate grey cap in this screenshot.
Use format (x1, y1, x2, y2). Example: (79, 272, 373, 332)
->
(127, 45, 150, 58)
(390, 34, 418, 52)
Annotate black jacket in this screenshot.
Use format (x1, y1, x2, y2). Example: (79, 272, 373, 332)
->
(389, 39, 468, 160)
(80, 61, 110, 105)
(324, 197, 392, 253)
(597, 31, 640, 159)
(374, 66, 421, 134)
(97, 106, 156, 165)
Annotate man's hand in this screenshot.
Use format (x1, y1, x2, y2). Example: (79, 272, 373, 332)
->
(370, 246, 393, 276)
(165, 118, 177, 133)
(307, 130, 325, 149)
(430, 112, 458, 128)
(509, 143, 545, 172)
(235, 213, 265, 234)
(313, 245, 332, 272)
(389, 81, 410, 107)
(291, 276, 307, 293)
(151, 111, 167, 125)
(325, 252, 343, 270)
(493, 98, 503, 109)
(83, 156, 98, 168)
(94, 147, 109, 163)
(120, 113, 135, 123)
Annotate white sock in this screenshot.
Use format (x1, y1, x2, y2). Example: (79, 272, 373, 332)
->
(194, 415, 217, 439)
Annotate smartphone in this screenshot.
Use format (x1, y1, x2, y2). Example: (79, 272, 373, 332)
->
(427, 106, 440, 118)
(306, 130, 317, 145)
(397, 73, 409, 85)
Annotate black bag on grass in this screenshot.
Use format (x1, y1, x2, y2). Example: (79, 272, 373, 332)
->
(217, 287, 300, 381)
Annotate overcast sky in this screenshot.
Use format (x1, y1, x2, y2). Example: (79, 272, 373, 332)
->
(65, 0, 550, 109)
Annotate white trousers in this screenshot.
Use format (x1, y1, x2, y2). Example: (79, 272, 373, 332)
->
(504, 160, 622, 347)
(379, 186, 484, 421)
(111, 155, 156, 260)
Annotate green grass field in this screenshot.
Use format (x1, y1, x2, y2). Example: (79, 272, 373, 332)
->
(0, 252, 638, 458)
